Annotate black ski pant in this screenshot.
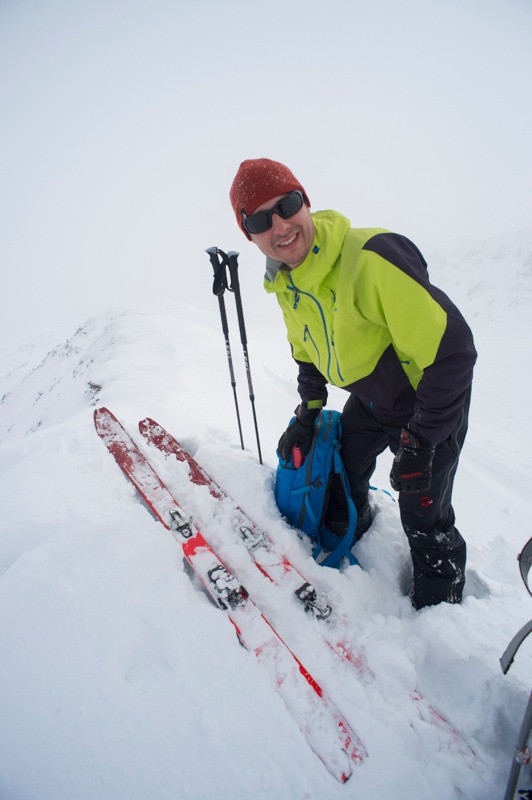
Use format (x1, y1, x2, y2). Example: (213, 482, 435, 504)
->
(338, 390, 471, 609)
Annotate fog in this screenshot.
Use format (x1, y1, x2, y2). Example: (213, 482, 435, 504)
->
(1, 0, 531, 350)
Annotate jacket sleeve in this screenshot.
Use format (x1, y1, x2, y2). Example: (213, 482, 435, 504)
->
(295, 359, 329, 406)
(359, 233, 477, 444)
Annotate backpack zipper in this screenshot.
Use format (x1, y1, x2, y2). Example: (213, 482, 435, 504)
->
(297, 413, 325, 529)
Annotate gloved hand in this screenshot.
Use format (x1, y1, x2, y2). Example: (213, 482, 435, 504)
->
(277, 403, 320, 462)
(390, 427, 436, 493)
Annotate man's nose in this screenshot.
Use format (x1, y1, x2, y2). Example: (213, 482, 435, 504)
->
(271, 212, 291, 233)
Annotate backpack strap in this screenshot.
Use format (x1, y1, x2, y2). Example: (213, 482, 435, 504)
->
(314, 445, 359, 568)
(290, 482, 322, 530)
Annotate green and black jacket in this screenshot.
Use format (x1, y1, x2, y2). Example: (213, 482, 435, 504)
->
(264, 210, 476, 445)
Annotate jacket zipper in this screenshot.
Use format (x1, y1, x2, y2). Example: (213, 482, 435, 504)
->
(288, 275, 342, 384)
(303, 325, 321, 370)
(331, 335, 344, 382)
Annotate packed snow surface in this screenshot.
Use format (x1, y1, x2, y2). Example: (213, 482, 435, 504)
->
(1, 231, 531, 799)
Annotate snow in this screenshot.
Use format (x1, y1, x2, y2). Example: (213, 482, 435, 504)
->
(1, 231, 532, 799)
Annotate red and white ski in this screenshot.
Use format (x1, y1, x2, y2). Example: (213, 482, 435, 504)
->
(138, 416, 477, 763)
(94, 407, 366, 783)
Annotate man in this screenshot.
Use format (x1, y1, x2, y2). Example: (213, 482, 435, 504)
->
(229, 158, 477, 610)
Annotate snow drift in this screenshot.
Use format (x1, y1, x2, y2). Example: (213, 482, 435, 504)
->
(1, 231, 532, 800)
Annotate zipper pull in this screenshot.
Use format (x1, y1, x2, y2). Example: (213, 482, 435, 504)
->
(288, 275, 300, 309)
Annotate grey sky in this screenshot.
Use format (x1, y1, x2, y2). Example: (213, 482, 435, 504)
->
(1, 0, 531, 350)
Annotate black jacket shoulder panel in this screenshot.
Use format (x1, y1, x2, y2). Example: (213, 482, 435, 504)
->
(362, 232, 429, 283)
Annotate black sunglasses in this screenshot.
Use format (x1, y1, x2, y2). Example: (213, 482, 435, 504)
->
(242, 190, 304, 235)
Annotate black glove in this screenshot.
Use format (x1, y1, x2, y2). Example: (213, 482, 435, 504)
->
(390, 427, 436, 494)
(277, 403, 320, 462)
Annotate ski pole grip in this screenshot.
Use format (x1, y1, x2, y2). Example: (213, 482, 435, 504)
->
(227, 251, 240, 287)
(292, 447, 304, 469)
(206, 247, 229, 297)
(227, 251, 249, 346)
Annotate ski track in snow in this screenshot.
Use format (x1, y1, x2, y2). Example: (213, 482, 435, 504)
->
(1, 232, 532, 799)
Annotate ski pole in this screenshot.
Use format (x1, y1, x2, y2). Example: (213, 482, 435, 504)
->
(206, 247, 245, 452)
(226, 250, 263, 465)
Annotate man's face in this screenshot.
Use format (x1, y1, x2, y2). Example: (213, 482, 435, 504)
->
(248, 193, 315, 268)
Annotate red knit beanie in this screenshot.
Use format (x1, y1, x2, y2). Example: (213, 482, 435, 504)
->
(230, 158, 310, 239)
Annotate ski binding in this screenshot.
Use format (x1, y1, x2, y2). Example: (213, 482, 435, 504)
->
(295, 582, 332, 620)
(239, 525, 266, 550)
(207, 565, 248, 610)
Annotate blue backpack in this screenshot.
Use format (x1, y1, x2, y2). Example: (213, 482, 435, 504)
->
(275, 410, 359, 568)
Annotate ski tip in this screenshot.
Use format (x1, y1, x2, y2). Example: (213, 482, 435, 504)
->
(94, 406, 112, 423)
(94, 407, 122, 434)
(138, 417, 157, 433)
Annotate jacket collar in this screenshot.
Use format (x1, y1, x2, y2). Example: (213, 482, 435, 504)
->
(264, 210, 351, 293)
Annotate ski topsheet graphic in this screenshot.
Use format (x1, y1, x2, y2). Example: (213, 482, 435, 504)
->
(94, 407, 366, 783)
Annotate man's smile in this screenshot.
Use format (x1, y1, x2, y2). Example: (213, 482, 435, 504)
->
(277, 232, 298, 248)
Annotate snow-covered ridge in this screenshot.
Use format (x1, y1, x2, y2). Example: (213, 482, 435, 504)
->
(1, 316, 115, 440)
(0, 303, 224, 444)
